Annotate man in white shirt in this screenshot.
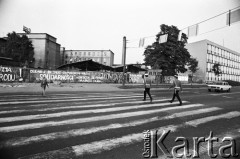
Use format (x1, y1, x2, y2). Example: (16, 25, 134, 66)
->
(143, 73, 153, 103)
(169, 75, 182, 105)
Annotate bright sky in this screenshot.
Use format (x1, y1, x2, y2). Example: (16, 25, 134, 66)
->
(0, 0, 240, 64)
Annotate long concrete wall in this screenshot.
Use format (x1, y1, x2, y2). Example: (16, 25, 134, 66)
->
(0, 66, 143, 83)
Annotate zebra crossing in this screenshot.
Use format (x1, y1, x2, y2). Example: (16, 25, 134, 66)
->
(0, 92, 239, 159)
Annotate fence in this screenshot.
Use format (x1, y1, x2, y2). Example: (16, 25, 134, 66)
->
(0, 66, 143, 84)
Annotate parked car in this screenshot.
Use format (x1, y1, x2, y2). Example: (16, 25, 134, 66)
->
(208, 81, 232, 92)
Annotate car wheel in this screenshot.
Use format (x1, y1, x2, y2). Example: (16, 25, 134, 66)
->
(221, 88, 223, 92)
(208, 89, 211, 92)
(228, 88, 231, 92)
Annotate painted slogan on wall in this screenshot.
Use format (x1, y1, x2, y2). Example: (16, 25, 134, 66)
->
(0, 66, 20, 82)
(29, 69, 143, 83)
(0, 66, 143, 83)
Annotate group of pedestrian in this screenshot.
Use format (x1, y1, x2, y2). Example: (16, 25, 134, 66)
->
(142, 72, 182, 106)
(41, 72, 183, 104)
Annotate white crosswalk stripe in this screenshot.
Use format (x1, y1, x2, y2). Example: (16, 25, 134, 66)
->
(0, 92, 239, 159)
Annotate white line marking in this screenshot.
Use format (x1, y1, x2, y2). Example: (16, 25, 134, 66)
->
(0, 98, 139, 110)
(185, 111, 240, 127)
(0, 94, 144, 102)
(1, 107, 221, 148)
(0, 99, 167, 115)
(0, 100, 187, 123)
(0, 95, 143, 105)
(19, 111, 240, 159)
(210, 91, 240, 96)
(0, 103, 204, 133)
(222, 96, 233, 98)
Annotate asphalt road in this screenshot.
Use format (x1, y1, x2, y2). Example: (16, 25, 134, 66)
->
(0, 87, 240, 159)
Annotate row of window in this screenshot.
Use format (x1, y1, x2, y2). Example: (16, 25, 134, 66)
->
(207, 63, 240, 75)
(207, 44, 240, 62)
(65, 57, 108, 64)
(67, 51, 109, 57)
(207, 54, 240, 69)
(206, 72, 240, 82)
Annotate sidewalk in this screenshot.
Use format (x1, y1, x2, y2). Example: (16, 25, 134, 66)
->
(0, 82, 207, 94)
(0, 83, 126, 93)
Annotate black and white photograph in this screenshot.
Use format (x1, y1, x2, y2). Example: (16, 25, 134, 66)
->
(0, 0, 240, 158)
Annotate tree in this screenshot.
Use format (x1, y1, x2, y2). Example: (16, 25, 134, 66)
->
(5, 31, 34, 67)
(188, 57, 199, 83)
(212, 63, 222, 79)
(143, 24, 190, 78)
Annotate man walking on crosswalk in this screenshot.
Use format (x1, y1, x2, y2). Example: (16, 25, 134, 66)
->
(41, 76, 49, 96)
(143, 73, 153, 103)
(169, 74, 182, 106)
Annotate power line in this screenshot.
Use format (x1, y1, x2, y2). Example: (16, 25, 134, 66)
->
(181, 5, 240, 31)
(126, 5, 240, 44)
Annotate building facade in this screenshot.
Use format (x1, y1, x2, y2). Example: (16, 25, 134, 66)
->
(19, 33, 61, 69)
(62, 50, 114, 66)
(186, 40, 240, 82)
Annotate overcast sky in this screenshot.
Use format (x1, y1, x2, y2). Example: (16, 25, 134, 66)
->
(0, 0, 240, 64)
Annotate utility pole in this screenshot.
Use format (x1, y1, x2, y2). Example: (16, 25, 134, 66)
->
(122, 36, 127, 86)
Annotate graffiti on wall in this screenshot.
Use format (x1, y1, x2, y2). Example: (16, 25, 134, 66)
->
(0, 66, 144, 83)
(29, 69, 143, 83)
(0, 66, 20, 82)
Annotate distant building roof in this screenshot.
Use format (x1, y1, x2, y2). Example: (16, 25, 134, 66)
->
(113, 64, 147, 73)
(57, 59, 113, 71)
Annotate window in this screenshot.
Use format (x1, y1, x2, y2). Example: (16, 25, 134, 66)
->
(224, 51, 227, 58)
(216, 48, 218, 55)
(208, 44, 212, 52)
(212, 46, 215, 54)
(209, 54, 213, 62)
(88, 52, 91, 56)
(207, 63, 211, 71)
(219, 58, 223, 65)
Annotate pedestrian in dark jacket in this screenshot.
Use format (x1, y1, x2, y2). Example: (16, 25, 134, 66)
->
(169, 75, 182, 105)
(143, 73, 153, 103)
(41, 77, 49, 96)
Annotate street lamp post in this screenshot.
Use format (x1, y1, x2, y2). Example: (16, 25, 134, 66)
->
(122, 36, 126, 86)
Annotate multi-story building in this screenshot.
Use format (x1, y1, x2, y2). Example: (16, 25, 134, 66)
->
(19, 33, 61, 69)
(186, 40, 240, 82)
(62, 50, 114, 66)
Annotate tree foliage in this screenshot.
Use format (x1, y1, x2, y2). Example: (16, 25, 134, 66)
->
(5, 31, 34, 67)
(188, 57, 199, 83)
(188, 57, 199, 74)
(143, 24, 191, 76)
(212, 63, 222, 77)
